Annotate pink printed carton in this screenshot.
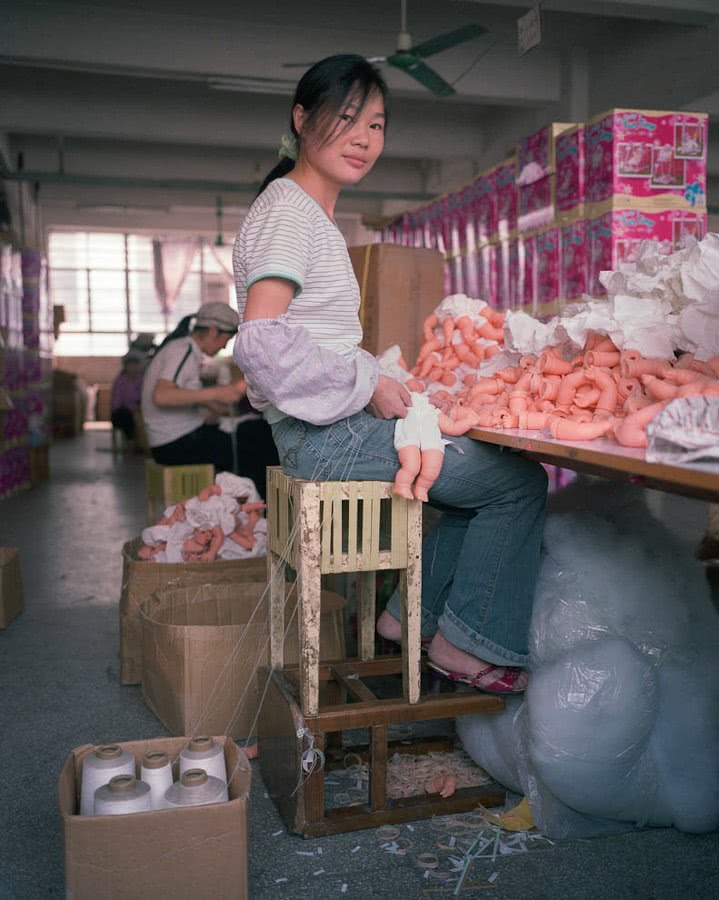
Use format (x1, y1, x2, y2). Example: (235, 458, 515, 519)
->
(519, 234, 537, 310)
(556, 126, 585, 218)
(473, 172, 497, 246)
(495, 241, 511, 310)
(508, 238, 521, 310)
(477, 243, 498, 306)
(585, 109, 708, 212)
(587, 207, 707, 296)
(518, 176, 554, 233)
(518, 123, 575, 180)
(494, 159, 518, 238)
(559, 220, 588, 301)
(536, 228, 561, 310)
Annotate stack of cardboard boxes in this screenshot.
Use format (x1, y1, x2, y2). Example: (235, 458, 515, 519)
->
(383, 108, 708, 318)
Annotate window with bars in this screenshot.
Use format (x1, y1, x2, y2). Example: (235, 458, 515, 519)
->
(49, 231, 234, 356)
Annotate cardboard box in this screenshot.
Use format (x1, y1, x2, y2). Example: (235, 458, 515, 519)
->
(59, 736, 250, 900)
(349, 243, 445, 370)
(556, 125, 585, 221)
(95, 383, 112, 421)
(559, 219, 588, 302)
(140, 583, 346, 738)
(517, 124, 574, 232)
(120, 538, 267, 685)
(29, 444, 50, 486)
(585, 108, 708, 212)
(587, 207, 707, 296)
(0, 547, 24, 628)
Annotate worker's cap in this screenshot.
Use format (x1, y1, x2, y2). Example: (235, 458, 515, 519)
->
(122, 350, 144, 365)
(195, 302, 240, 333)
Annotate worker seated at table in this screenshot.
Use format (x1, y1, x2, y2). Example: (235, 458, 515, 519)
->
(141, 301, 278, 499)
(110, 350, 144, 452)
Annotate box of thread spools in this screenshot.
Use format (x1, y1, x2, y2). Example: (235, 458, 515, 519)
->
(120, 538, 267, 684)
(59, 735, 251, 900)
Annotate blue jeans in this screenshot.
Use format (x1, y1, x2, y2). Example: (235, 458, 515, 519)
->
(271, 412, 547, 667)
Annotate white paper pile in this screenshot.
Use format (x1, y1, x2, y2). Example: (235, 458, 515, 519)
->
(504, 233, 719, 360)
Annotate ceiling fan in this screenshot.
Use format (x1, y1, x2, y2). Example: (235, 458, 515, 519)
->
(283, 0, 488, 98)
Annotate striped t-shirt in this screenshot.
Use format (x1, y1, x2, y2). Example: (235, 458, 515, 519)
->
(233, 178, 363, 359)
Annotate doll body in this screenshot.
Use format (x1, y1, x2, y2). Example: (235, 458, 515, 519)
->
(393, 393, 447, 502)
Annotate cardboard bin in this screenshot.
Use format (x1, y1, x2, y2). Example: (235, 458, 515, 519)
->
(141, 583, 345, 738)
(349, 243, 444, 370)
(59, 735, 250, 900)
(0, 547, 24, 628)
(120, 538, 267, 684)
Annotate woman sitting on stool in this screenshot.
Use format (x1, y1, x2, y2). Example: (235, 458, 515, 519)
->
(141, 301, 279, 499)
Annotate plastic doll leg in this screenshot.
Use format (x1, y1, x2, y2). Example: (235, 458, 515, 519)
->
(394, 445, 421, 499)
(413, 448, 445, 502)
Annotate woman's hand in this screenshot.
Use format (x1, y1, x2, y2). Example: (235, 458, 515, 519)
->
(367, 375, 412, 420)
(212, 380, 246, 405)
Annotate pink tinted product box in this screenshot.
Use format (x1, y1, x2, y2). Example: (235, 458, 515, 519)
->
(520, 234, 537, 309)
(518, 176, 554, 233)
(495, 241, 511, 310)
(556, 127, 585, 214)
(560, 220, 588, 300)
(477, 244, 497, 306)
(587, 208, 707, 296)
(585, 109, 708, 208)
(536, 228, 560, 306)
(473, 173, 497, 245)
(519, 126, 552, 178)
(494, 160, 517, 237)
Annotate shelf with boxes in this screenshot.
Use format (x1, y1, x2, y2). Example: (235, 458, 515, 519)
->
(0, 241, 53, 498)
(382, 107, 708, 317)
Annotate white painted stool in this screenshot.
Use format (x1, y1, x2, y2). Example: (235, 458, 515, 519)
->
(265, 466, 423, 716)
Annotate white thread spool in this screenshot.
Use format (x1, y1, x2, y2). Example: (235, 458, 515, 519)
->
(179, 737, 227, 784)
(141, 750, 174, 810)
(164, 768, 228, 808)
(80, 744, 136, 816)
(94, 775, 152, 816)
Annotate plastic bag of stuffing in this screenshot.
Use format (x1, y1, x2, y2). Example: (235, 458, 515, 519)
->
(457, 478, 719, 837)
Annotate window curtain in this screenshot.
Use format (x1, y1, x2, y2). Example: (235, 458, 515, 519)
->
(208, 244, 234, 282)
(152, 238, 199, 314)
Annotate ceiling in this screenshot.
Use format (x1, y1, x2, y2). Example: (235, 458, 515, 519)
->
(1, 0, 719, 238)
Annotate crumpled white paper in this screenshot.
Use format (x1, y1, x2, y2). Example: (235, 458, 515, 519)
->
(505, 233, 719, 360)
(646, 396, 719, 463)
(376, 344, 412, 384)
(434, 293, 488, 324)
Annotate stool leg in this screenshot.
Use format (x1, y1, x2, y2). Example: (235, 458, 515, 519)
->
(268, 549, 285, 669)
(357, 571, 376, 660)
(298, 485, 322, 717)
(369, 724, 388, 811)
(400, 501, 423, 705)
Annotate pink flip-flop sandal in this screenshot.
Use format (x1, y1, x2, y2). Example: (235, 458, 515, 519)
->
(426, 659, 528, 695)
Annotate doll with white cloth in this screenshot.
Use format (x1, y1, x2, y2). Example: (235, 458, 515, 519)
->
(393, 392, 449, 502)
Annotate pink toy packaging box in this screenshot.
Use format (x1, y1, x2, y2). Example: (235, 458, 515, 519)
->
(519, 234, 537, 310)
(518, 176, 554, 233)
(587, 207, 707, 296)
(473, 172, 497, 245)
(494, 159, 518, 238)
(585, 109, 708, 211)
(477, 243, 498, 306)
(518, 123, 575, 179)
(536, 228, 561, 309)
(560, 220, 588, 301)
(556, 126, 585, 218)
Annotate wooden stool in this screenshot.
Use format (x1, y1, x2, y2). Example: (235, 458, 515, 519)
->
(266, 467, 423, 716)
(260, 467, 505, 835)
(145, 461, 215, 523)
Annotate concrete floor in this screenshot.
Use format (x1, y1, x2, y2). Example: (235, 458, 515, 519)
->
(1, 430, 718, 899)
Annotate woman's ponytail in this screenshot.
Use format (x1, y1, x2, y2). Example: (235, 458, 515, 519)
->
(256, 156, 296, 196)
(157, 314, 194, 351)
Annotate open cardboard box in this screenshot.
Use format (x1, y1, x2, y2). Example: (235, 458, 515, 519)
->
(58, 735, 250, 900)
